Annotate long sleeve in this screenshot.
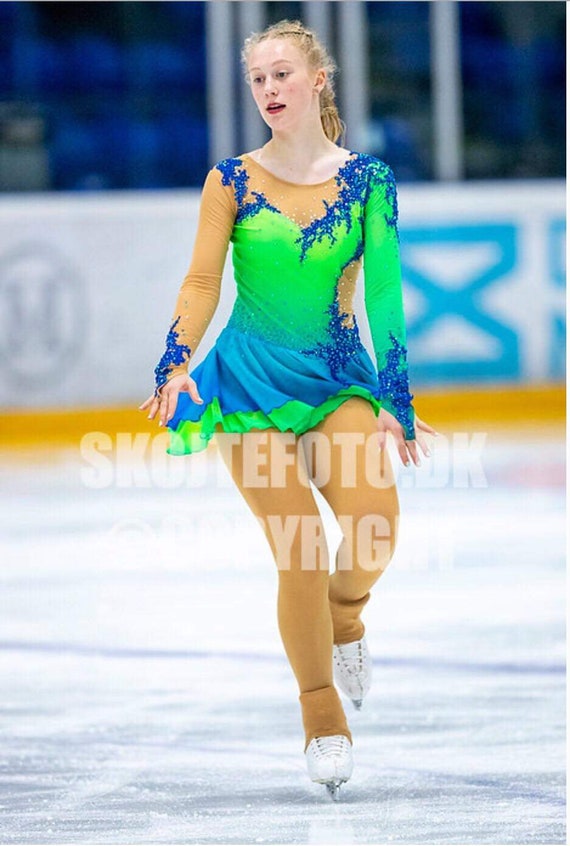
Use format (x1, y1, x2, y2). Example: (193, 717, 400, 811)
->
(363, 164, 415, 440)
(153, 166, 236, 393)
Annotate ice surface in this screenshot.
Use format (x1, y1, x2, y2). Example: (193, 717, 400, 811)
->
(0, 428, 565, 845)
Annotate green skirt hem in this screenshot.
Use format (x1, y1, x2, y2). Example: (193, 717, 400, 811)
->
(167, 387, 381, 455)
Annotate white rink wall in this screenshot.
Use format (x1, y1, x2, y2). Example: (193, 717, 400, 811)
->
(0, 180, 564, 410)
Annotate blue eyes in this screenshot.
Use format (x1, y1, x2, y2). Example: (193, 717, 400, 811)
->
(252, 71, 289, 84)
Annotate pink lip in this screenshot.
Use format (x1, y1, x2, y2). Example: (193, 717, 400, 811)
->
(266, 103, 285, 112)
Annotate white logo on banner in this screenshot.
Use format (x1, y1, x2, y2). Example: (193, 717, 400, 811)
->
(0, 244, 87, 388)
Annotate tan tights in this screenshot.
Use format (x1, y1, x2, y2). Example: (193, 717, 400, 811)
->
(214, 397, 399, 750)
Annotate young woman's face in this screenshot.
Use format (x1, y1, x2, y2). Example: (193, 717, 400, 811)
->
(247, 38, 325, 132)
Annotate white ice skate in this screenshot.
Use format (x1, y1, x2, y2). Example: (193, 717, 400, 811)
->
(333, 636, 372, 710)
(305, 735, 353, 800)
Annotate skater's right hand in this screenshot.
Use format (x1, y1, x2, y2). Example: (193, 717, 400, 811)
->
(139, 374, 203, 427)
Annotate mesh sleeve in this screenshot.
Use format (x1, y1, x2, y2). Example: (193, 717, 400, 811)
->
(153, 167, 236, 393)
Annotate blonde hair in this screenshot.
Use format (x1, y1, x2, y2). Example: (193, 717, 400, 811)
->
(241, 19, 346, 145)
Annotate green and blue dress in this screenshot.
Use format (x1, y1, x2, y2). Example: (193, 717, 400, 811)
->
(154, 152, 415, 454)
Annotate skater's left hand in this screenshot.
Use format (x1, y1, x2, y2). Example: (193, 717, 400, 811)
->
(377, 409, 438, 467)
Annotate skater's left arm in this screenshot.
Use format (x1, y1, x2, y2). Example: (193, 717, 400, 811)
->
(362, 164, 437, 465)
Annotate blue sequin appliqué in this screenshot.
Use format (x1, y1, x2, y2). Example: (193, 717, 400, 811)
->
(216, 157, 248, 206)
(382, 171, 398, 231)
(299, 243, 365, 381)
(242, 190, 281, 223)
(345, 237, 364, 269)
(216, 159, 280, 223)
(154, 315, 192, 392)
(216, 153, 398, 258)
(377, 332, 415, 438)
(296, 154, 363, 261)
(300, 301, 364, 385)
(296, 154, 398, 261)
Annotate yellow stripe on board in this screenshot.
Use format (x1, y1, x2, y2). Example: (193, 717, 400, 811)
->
(416, 383, 566, 425)
(0, 384, 565, 447)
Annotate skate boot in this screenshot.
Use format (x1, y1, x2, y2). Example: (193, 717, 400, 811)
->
(305, 734, 353, 800)
(333, 636, 372, 710)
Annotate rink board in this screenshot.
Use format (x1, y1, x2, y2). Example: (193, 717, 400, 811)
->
(0, 180, 565, 411)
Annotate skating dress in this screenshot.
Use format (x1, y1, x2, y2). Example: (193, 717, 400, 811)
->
(153, 151, 415, 455)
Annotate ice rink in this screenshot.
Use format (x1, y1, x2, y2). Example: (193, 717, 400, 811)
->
(0, 425, 565, 845)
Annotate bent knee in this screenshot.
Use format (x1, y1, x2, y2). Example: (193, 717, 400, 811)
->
(337, 511, 398, 568)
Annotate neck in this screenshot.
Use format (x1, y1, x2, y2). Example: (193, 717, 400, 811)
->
(264, 122, 336, 167)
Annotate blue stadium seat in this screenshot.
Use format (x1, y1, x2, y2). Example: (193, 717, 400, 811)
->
(10, 34, 125, 97)
(367, 1, 426, 24)
(158, 113, 208, 186)
(89, 114, 131, 187)
(366, 117, 424, 181)
(49, 114, 103, 189)
(66, 36, 124, 92)
(535, 37, 564, 86)
(0, 43, 12, 95)
(125, 41, 204, 93)
(161, 1, 204, 26)
(462, 36, 514, 85)
(128, 119, 163, 188)
(11, 36, 66, 95)
(390, 29, 430, 74)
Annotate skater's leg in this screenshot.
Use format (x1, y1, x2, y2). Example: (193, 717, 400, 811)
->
(215, 427, 351, 749)
(301, 397, 400, 645)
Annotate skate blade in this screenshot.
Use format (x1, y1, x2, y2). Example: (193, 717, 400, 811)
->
(325, 779, 345, 801)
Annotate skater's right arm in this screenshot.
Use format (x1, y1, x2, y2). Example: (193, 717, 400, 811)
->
(140, 167, 236, 424)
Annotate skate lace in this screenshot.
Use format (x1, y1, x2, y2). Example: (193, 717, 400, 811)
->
(312, 735, 349, 759)
(336, 640, 365, 674)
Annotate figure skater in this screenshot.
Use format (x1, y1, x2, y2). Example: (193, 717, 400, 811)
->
(140, 18, 435, 799)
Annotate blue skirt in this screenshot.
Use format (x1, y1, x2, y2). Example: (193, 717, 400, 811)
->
(166, 325, 382, 454)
